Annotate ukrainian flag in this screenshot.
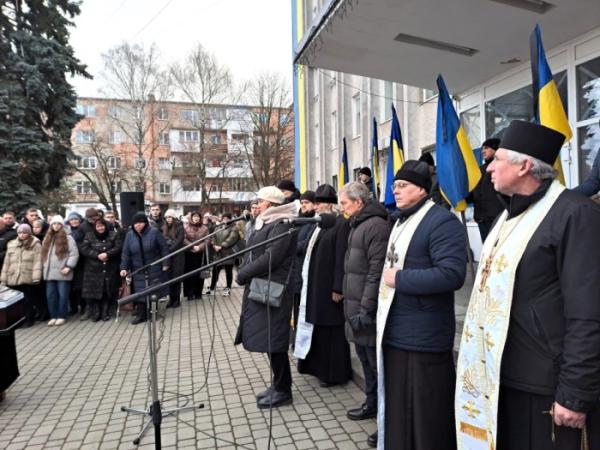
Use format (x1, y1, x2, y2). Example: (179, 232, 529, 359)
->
(384, 105, 405, 207)
(371, 117, 381, 200)
(435, 74, 481, 212)
(530, 24, 571, 184)
(339, 137, 349, 190)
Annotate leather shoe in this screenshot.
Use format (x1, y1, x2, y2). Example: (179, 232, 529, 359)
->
(130, 315, 147, 325)
(255, 387, 273, 401)
(347, 404, 377, 421)
(256, 390, 292, 409)
(367, 432, 377, 448)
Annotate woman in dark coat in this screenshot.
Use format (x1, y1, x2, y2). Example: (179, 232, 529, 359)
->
(120, 212, 170, 325)
(162, 210, 185, 308)
(295, 184, 352, 386)
(80, 219, 122, 321)
(183, 211, 210, 301)
(235, 186, 297, 409)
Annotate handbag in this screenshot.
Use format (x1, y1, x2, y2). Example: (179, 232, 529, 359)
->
(117, 277, 133, 312)
(248, 278, 286, 308)
(200, 246, 212, 279)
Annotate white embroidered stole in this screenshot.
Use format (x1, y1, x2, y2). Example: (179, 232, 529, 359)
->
(455, 180, 565, 450)
(375, 199, 435, 447)
(293, 226, 321, 359)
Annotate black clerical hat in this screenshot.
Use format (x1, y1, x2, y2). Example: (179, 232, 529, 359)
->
(314, 184, 337, 203)
(500, 121, 565, 165)
(393, 160, 432, 192)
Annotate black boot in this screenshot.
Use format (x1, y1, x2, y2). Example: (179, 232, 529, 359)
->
(80, 302, 92, 321)
(92, 302, 101, 322)
(102, 302, 111, 321)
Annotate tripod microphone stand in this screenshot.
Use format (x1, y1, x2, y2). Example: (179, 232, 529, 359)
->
(119, 271, 203, 449)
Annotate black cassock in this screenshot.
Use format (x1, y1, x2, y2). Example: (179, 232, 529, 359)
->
(297, 215, 352, 385)
(0, 332, 19, 393)
(496, 181, 600, 449)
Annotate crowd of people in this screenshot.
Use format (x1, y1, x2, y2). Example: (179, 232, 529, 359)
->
(1, 119, 599, 449)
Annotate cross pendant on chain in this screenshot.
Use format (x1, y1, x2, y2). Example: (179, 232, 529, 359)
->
(387, 243, 399, 268)
(478, 255, 493, 292)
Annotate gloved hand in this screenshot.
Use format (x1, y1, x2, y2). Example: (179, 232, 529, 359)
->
(348, 313, 374, 332)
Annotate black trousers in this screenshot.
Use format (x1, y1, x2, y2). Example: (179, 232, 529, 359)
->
(210, 265, 233, 290)
(497, 385, 600, 450)
(11, 284, 36, 324)
(383, 346, 456, 450)
(355, 343, 378, 409)
(268, 352, 292, 394)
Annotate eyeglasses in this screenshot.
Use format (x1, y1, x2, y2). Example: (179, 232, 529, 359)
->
(392, 181, 413, 190)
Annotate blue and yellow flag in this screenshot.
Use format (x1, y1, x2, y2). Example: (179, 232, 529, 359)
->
(338, 137, 349, 190)
(371, 117, 381, 199)
(384, 105, 405, 207)
(435, 74, 481, 212)
(530, 24, 571, 184)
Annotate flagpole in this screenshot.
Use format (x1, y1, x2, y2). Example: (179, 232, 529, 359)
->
(459, 211, 476, 279)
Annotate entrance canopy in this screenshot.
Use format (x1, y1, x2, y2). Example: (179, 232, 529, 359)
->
(294, 0, 600, 93)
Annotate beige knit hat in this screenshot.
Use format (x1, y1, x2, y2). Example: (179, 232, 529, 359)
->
(256, 186, 285, 205)
(164, 209, 177, 219)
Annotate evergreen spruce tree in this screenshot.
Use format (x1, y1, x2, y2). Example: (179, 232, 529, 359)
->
(0, 0, 89, 213)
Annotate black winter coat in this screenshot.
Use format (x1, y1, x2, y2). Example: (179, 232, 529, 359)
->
(383, 199, 467, 352)
(471, 160, 504, 223)
(304, 215, 349, 326)
(162, 221, 185, 276)
(343, 201, 391, 346)
(499, 182, 600, 413)
(120, 226, 170, 297)
(291, 222, 316, 294)
(234, 220, 296, 353)
(80, 231, 122, 300)
(0, 228, 17, 268)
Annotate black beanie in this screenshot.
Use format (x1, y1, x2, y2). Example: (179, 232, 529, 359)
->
(314, 184, 337, 203)
(481, 138, 500, 150)
(499, 120, 565, 165)
(394, 160, 432, 192)
(132, 211, 149, 225)
(299, 190, 316, 203)
(277, 179, 296, 192)
(418, 152, 435, 167)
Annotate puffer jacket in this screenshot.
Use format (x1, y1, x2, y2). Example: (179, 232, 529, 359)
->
(1, 237, 42, 286)
(42, 235, 79, 281)
(212, 224, 240, 266)
(343, 200, 391, 346)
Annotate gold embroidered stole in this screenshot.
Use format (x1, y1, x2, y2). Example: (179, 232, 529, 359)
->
(455, 180, 565, 450)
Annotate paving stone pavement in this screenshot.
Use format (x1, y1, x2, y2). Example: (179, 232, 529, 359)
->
(0, 284, 377, 449)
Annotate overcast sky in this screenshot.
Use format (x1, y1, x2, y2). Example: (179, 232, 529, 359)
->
(70, 0, 293, 99)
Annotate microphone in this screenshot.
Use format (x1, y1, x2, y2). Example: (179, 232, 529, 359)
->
(283, 213, 336, 229)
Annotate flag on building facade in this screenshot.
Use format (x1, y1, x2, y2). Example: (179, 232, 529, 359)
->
(384, 105, 405, 207)
(339, 137, 349, 190)
(530, 24, 571, 184)
(371, 117, 381, 199)
(435, 74, 481, 212)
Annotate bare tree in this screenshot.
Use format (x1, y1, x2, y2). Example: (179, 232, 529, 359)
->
(169, 44, 244, 207)
(99, 42, 171, 198)
(242, 72, 294, 188)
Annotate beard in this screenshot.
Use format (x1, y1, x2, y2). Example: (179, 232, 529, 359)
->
(299, 209, 316, 218)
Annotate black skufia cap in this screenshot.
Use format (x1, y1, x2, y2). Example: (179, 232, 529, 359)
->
(393, 160, 432, 192)
(314, 184, 337, 203)
(481, 138, 500, 150)
(499, 120, 565, 165)
(299, 190, 316, 203)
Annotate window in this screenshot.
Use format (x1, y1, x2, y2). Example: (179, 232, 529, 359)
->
(179, 130, 199, 142)
(76, 156, 97, 169)
(134, 158, 146, 169)
(158, 107, 168, 120)
(576, 55, 600, 182)
(182, 180, 201, 191)
(259, 112, 269, 124)
(108, 106, 121, 118)
(211, 135, 221, 145)
(76, 130, 95, 144)
(422, 89, 436, 103)
(109, 131, 122, 144)
(110, 181, 122, 194)
(332, 174, 338, 189)
(352, 93, 361, 137)
(460, 106, 481, 151)
(158, 157, 170, 170)
(75, 181, 92, 194)
(159, 182, 171, 194)
(159, 132, 169, 145)
(211, 159, 221, 168)
(76, 104, 96, 117)
(279, 113, 289, 126)
(181, 109, 198, 123)
(107, 156, 121, 169)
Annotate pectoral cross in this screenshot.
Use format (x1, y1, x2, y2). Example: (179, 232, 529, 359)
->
(387, 243, 399, 268)
(485, 332, 495, 352)
(495, 254, 508, 273)
(478, 255, 493, 292)
(462, 401, 481, 419)
(464, 325, 474, 343)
